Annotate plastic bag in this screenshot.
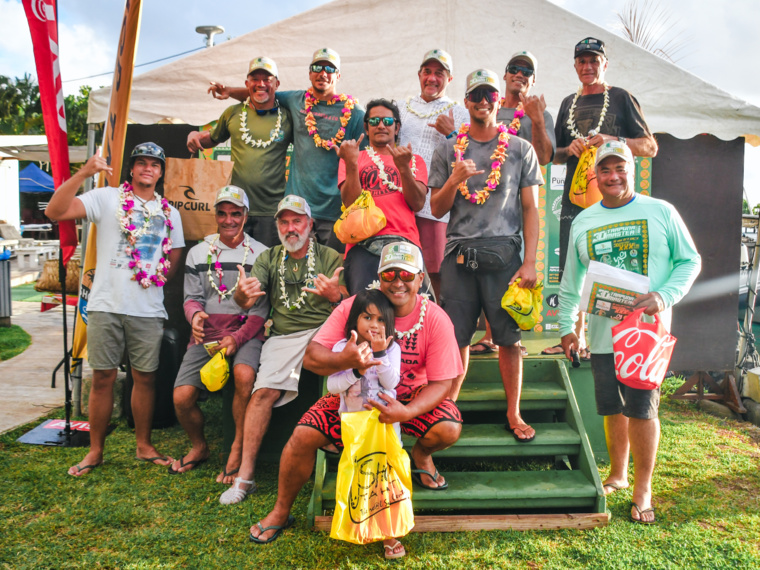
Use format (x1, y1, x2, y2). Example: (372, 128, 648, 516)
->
(330, 408, 414, 544)
(611, 308, 677, 390)
(501, 278, 543, 331)
(200, 347, 229, 392)
(569, 146, 604, 209)
(333, 190, 387, 245)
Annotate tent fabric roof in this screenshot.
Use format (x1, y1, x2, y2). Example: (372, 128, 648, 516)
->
(19, 163, 54, 193)
(88, 0, 760, 146)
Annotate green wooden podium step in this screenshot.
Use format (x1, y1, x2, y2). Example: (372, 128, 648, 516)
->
(457, 382, 569, 411)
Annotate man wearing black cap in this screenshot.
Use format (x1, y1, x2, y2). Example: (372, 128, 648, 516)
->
(550, 37, 658, 358)
(188, 57, 293, 247)
(46, 143, 185, 476)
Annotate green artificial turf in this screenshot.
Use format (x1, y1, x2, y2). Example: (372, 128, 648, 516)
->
(0, 385, 758, 569)
(0, 325, 31, 360)
(10, 283, 46, 303)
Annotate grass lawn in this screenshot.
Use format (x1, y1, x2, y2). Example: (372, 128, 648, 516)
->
(0, 325, 31, 360)
(1, 378, 759, 569)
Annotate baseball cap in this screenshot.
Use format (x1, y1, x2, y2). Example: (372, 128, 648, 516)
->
(275, 195, 312, 218)
(574, 37, 607, 58)
(248, 56, 278, 78)
(465, 68, 500, 94)
(214, 185, 249, 209)
(311, 47, 340, 70)
(420, 48, 453, 73)
(595, 140, 634, 167)
(130, 142, 165, 164)
(378, 242, 424, 274)
(507, 50, 538, 73)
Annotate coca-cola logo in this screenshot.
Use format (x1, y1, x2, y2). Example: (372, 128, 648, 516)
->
(612, 325, 676, 387)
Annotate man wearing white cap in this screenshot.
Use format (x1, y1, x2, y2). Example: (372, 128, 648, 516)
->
(210, 48, 366, 252)
(398, 49, 469, 300)
(430, 69, 544, 443)
(219, 195, 347, 505)
(169, 186, 269, 482)
(559, 141, 700, 524)
(189, 57, 293, 247)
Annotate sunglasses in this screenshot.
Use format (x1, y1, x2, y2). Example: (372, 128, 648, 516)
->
(253, 105, 280, 117)
(367, 116, 396, 127)
(507, 64, 534, 77)
(466, 88, 499, 103)
(379, 269, 417, 283)
(310, 64, 337, 74)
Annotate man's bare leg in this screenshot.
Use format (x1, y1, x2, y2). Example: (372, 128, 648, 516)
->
(499, 343, 535, 440)
(603, 414, 631, 494)
(449, 346, 469, 401)
(230, 387, 282, 488)
(409, 420, 462, 488)
(68, 368, 117, 476)
(250, 426, 331, 541)
(170, 384, 209, 473)
(217, 364, 256, 484)
(628, 417, 660, 522)
(131, 369, 172, 465)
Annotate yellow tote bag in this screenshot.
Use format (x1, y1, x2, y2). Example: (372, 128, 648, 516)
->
(330, 409, 414, 544)
(569, 147, 604, 209)
(333, 190, 387, 244)
(200, 348, 229, 392)
(501, 279, 544, 331)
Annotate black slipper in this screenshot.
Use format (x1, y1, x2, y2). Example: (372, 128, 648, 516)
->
(541, 344, 564, 355)
(168, 456, 208, 475)
(469, 341, 496, 355)
(249, 515, 296, 544)
(631, 502, 656, 525)
(505, 423, 536, 443)
(411, 461, 449, 491)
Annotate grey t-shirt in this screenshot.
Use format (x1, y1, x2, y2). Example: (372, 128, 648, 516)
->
(429, 132, 544, 251)
(496, 107, 556, 163)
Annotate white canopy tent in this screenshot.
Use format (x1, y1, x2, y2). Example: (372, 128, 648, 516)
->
(88, 0, 760, 145)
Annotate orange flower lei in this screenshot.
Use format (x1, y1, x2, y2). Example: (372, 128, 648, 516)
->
(304, 89, 356, 150)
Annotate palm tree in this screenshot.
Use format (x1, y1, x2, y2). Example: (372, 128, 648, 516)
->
(616, 0, 690, 63)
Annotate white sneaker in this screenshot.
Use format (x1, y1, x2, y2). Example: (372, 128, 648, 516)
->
(219, 477, 256, 505)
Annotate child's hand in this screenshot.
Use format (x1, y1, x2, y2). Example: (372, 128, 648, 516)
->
(370, 330, 393, 353)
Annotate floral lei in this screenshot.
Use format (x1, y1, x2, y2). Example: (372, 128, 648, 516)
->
(395, 294, 428, 340)
(450, 110, 520, 204)
(366, 146, 417, 193)
(117, 182, 172, 288)
(304, 89, 356, 150)
(206, 234, 250, 301)
(239, 97, 283, 149)
(278, 238, 316, 311)
(404, 96, 457, 119)
(567, 83, 610, 140)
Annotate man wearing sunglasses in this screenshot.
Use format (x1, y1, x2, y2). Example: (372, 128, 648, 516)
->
(551, 37, 658, 359)
(209, 48, 366, 253)
(430, 69, 544, 443)
(189, 57, 293, 247)
(398, 49, 470, 301)
(337, 99, 429, 294)
(247, 242, 462, 546)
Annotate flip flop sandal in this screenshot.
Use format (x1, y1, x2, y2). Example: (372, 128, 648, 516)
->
(411, 461, 449, 491)
(249, 515, 296, 544)
(603, 482, 628, 495)
(631, 502, 656, 525)
(541, 344, 564, 355)
(218, 466, 239, 483)
(469, 341, 496, 355)
(137, 456, 170, 465)
(579, 348, 592, 361)
(219, 477, 257, 505)
(69, 461, 103, 477)
(505, 423, 536, 443)
(384, 540, 406, 560)
(167, 456, 208, 475)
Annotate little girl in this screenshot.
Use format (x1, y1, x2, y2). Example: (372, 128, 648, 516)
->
(327, 289, 401, 440)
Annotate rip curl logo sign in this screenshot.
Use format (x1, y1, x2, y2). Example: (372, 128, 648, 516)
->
(348, 452, 410, 523)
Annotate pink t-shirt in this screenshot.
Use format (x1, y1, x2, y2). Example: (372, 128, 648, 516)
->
(313, 294, 463, 394)
(338, 149, 427, 251)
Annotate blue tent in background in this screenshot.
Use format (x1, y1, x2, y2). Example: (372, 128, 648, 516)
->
(19, 163, 54, 193)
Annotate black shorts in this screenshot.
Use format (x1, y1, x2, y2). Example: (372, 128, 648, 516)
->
(591, 353, 660, 420)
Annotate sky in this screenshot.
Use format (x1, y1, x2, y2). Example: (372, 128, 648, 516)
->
(2, 0, 759, 204)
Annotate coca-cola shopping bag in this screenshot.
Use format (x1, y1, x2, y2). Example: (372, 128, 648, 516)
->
(611, 308, 677, 390)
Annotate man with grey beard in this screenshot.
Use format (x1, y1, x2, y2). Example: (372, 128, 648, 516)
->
(218, 195, 347, 505)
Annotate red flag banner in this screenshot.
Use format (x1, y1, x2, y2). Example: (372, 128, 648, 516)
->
(22, 0, 78, 265)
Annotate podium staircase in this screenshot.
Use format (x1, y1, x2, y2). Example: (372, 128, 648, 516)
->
(308, 357, 609, 532)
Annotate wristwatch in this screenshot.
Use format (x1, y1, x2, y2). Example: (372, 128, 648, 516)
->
(330, 292, 345, 308)
(618, 136, 627, 145)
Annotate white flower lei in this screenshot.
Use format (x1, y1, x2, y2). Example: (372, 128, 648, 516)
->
(239, 97, 283, 149)
(566, 83, 610, 140)
(278, 238, 316, 311)
(405, 96, 457, 119)
(366, 146, 417, 193)
(206, 234, 250, 301)
(395, 294, 429, 340)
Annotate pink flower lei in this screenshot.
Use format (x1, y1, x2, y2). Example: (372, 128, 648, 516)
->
(118, 182, 173, 289)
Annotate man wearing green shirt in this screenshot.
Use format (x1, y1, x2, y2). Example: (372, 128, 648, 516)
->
(559, 141, 700, 524)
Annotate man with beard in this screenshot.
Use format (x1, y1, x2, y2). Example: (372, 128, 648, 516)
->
(398, 49, 469, 300)
(218, 195, 346, 504)
(209, 48, 366, 251)
(188, 57, 292, 247)
(430, 69, 543, 443)
(169, 187, 269, 484)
